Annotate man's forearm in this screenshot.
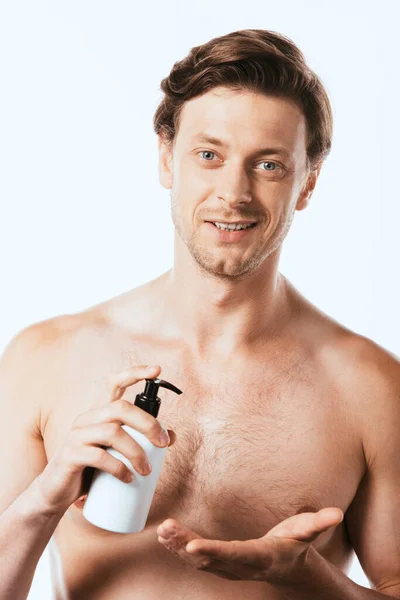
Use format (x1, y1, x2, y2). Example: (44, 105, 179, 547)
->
(274, 545, 397, 600)
(0, 481, 64, 600)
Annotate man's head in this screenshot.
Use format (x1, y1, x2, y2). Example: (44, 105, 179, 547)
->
(153, 29, 333, 280)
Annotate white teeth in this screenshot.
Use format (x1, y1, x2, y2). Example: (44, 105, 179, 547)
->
(213, 222, 254, 231)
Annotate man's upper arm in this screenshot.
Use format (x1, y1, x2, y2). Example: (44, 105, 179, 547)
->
(0, 324, 49, 515)
(344, 342, 400, 596)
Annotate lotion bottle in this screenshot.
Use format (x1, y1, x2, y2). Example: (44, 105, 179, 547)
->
(82, 377, 182, 533)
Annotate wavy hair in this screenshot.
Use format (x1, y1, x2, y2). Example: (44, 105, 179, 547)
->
(153, 29, 333, 172)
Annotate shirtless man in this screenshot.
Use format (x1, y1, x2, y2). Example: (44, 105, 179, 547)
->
(1, 28, 400, 600)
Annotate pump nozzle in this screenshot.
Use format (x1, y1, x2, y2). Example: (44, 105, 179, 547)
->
(135, 377, 182, 418)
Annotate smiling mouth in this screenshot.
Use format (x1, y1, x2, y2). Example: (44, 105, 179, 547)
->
(207, 221, 258, 231)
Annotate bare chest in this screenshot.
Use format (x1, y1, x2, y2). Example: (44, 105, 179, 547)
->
(43, 348, 364, 563)
(147, 378, 362, 555)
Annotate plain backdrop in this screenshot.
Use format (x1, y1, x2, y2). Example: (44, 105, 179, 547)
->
(0, 0, 399, 597)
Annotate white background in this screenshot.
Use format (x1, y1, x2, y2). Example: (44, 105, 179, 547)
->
(0, 0, 399, 597)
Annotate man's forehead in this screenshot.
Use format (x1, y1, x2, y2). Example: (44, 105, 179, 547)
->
(181, 89, 303, 124)
(177, 93, 305, 146)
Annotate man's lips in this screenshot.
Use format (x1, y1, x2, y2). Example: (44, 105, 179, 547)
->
(204, 220, 258, 225)
(204, 221, 258, 243)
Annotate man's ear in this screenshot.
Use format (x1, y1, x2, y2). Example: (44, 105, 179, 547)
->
(158, 134, 174, 190)
(295, 162, 323, 212)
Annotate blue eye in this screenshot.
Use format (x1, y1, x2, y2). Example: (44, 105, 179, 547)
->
(198, 152, 280, 173)
(260, 161, 277, 171)
(199, 151, 215, 161)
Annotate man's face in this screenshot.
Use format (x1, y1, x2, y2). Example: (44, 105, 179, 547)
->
(158, 86, 319, 279)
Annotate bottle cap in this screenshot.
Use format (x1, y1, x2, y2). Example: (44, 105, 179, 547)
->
(134, 378, 182, 417)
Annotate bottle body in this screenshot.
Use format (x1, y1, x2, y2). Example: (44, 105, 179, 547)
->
(82, 423, 167, 534)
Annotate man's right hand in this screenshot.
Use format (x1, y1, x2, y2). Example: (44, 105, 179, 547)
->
(31, 364, 176, 515)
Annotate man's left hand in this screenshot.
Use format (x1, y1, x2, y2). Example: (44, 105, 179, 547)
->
(157, 507, 343, 583)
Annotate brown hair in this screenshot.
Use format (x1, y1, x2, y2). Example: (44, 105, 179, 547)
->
(153, 29, 333, 172)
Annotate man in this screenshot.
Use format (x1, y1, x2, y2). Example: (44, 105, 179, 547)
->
(0, 28, 399, 599)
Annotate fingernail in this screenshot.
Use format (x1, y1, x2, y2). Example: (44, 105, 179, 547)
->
(159, 429, 170, 446)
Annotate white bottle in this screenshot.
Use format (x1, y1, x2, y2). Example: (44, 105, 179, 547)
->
(82, 378, 182, 534)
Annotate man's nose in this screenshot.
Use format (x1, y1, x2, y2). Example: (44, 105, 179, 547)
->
(216, 166, 252, 207)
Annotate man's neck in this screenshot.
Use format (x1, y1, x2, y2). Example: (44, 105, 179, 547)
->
(159, 242, 291, 360)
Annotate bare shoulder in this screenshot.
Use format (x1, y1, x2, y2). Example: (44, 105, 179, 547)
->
(0, 310, 94, 381)
(286, 279, 399, 388)
(1, 304, 122, 430)
(286, 279, 400, 467)
(26, 304, 124, 374)
(337, 330, 400, 469)
(315, 315, 399, 387)
(4, 308, 107, 357)
(0, 312, 86, 395)
(0, 313, 86, 442)
(5, 281, 156, 404)
(300, 299, 399, 470)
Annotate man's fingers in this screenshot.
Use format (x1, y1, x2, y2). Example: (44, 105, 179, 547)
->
(186, 538, 259, 564)
(265, 507, 343, 542)
(108, 365, 161, 401)
(294, 507, 343, 540)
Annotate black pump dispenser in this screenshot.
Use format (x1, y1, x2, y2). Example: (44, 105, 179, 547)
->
(135, 378, 182, 418)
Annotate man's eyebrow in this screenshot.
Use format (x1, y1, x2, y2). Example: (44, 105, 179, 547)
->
(190, 133, 291, 158)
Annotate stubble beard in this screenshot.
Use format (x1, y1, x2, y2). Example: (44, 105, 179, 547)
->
(170, 194, 295, 281)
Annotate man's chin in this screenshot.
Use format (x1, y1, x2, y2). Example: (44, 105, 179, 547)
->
(193, 257, 259, 280)
(184, 238, 265, 279)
